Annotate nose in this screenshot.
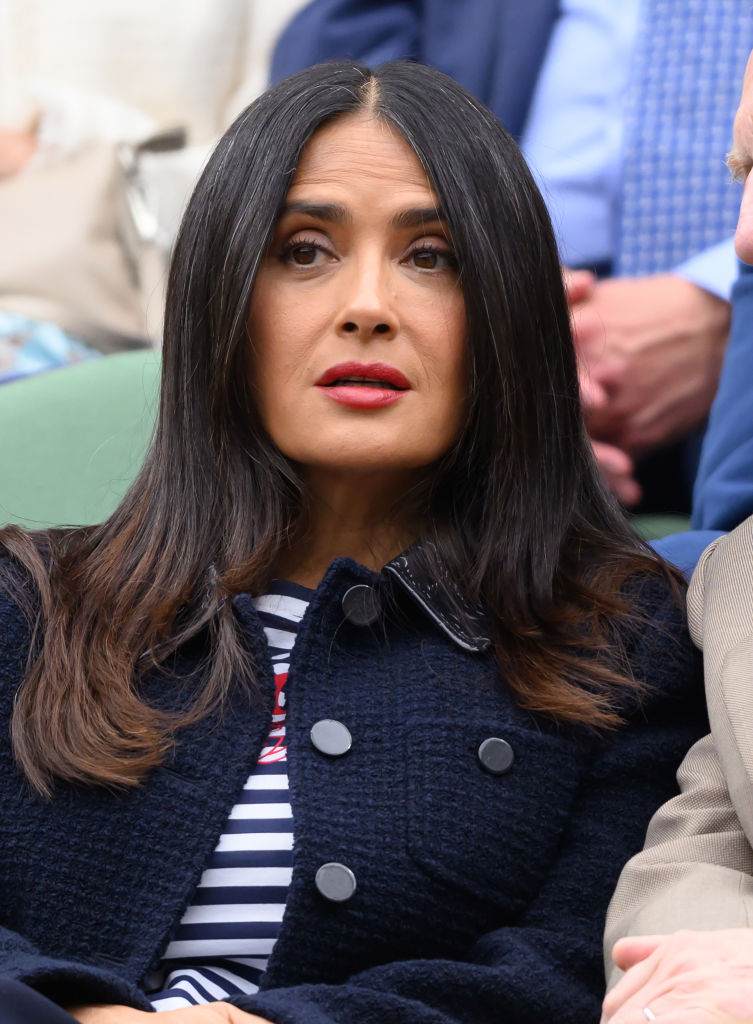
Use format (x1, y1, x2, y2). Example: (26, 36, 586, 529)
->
(736, 174, 753, 265)
(336, 254, 398, 341)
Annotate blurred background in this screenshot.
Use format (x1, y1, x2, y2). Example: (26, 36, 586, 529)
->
(0, 0, 310, 370)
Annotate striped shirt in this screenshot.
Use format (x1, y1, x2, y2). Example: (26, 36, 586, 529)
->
(150, 580, 312, 1011)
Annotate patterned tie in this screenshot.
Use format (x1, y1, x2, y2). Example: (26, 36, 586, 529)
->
(617, 0, 752, 276)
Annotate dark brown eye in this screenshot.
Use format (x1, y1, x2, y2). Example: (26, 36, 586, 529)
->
(412, 250, 439, 269)
(409, 247, 456, 271)
(291, 244, 318, 265)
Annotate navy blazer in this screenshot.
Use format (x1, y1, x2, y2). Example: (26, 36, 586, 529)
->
(0, 553, 705, 1023)
(270, 0, 559, 141)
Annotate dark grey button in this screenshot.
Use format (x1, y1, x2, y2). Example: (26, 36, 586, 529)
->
(310, 719, 352, 757)
(143, 969, 166, 993)
(341, 584, 381, 626)
(477, 737, 514, 775)
(315, 862, 357, 902)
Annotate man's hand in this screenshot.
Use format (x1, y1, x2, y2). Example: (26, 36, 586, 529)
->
(563, 267, 597, 306)
(571, 274, 730, 457)
(591, 440, 641, 507)
(602, 929, 753, 1024)
(70, 1002, 273, 1023)
(0, 125, 37, 178)
(561, 267, 641, 505)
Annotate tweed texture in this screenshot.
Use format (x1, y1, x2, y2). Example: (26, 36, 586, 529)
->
(0, 556, 706, 1023)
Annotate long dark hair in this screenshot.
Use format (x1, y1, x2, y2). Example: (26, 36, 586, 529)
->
(1, 61, 675, 794)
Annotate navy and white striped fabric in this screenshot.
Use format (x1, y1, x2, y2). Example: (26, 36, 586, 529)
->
(150, 581, 312, 1011)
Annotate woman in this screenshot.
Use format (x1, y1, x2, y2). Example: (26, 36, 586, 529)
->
(0, 61, 705, 1023)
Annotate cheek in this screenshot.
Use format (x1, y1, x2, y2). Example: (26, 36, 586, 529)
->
(440, 304, 469, 441)
(420, 297, 468, 400)
(249, 293, 317, 399)
(406, 301, 467, 462)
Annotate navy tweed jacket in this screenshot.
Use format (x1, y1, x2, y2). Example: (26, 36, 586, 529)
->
(0, 553, 706, 1023)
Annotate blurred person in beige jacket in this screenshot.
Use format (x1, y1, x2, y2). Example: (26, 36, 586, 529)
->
(0, 0, 309, 233)
(0, 0, 308, 372)
(0, 0, 309, 156)
(602, 52, 753, 1024)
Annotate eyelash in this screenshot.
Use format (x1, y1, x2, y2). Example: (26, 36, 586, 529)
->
(277, 235, 457, 271)
(277, 234, 329, 266)
(407, 241, 458, 271)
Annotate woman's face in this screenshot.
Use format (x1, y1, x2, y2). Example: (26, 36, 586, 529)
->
(248, 112, 467, 481)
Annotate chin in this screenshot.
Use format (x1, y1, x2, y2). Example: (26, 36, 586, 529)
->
(280, 426, 445, 469)
(308, 453, 434, 473)
(288, 443, 443, 476)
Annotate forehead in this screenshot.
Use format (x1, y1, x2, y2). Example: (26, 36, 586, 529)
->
(287, 112, 437, 203)
(734, 52, 753, 151)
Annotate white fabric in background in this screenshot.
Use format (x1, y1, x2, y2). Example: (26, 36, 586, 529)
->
(0, 0, 310, 152)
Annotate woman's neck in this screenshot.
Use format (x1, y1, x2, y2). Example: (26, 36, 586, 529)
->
(272, 468, 422, 589)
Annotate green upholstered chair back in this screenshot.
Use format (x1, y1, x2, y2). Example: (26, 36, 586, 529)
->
(631, 513, 691, 542)
(0, 351, 160, 530)
(0, 351, 693, 541)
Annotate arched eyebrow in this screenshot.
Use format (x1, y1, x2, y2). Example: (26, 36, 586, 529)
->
(280, 201, 352, 224)
(278, 201, 446, 228)
(391, 205, 446, 229)
(727, 147, 753, 183)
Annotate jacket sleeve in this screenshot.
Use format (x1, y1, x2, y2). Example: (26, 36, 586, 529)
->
(603, 730, 753, 989)
(0, 932, 151, 1012)
(229, 595, 707, 1024)
(269, 0, 421, 84)
(604, 519, 753, 988)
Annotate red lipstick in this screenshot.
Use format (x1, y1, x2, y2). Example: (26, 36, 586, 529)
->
(316, 362, 411, 409)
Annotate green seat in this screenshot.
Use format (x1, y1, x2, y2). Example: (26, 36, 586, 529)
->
(631, 513, 691, 542)
(0, 351, 160, 529)
(0, 352, 695, 541)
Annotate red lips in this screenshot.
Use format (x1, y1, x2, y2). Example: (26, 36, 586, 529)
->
(315, 362, 411, 409)
(315, 362, 411, 389)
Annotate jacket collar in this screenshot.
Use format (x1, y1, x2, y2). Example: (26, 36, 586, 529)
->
(384, 543, 492, 654)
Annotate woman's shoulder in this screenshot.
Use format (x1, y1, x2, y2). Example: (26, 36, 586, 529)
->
(621, 567, 685, 612)
(0, 552, 37, 671)
(613, 569, 699, 708)
(617, 567, 688, 640)
(587, 570, 707, 762)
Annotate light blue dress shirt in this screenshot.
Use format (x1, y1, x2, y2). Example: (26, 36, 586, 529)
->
(521, 0, 737, 299)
